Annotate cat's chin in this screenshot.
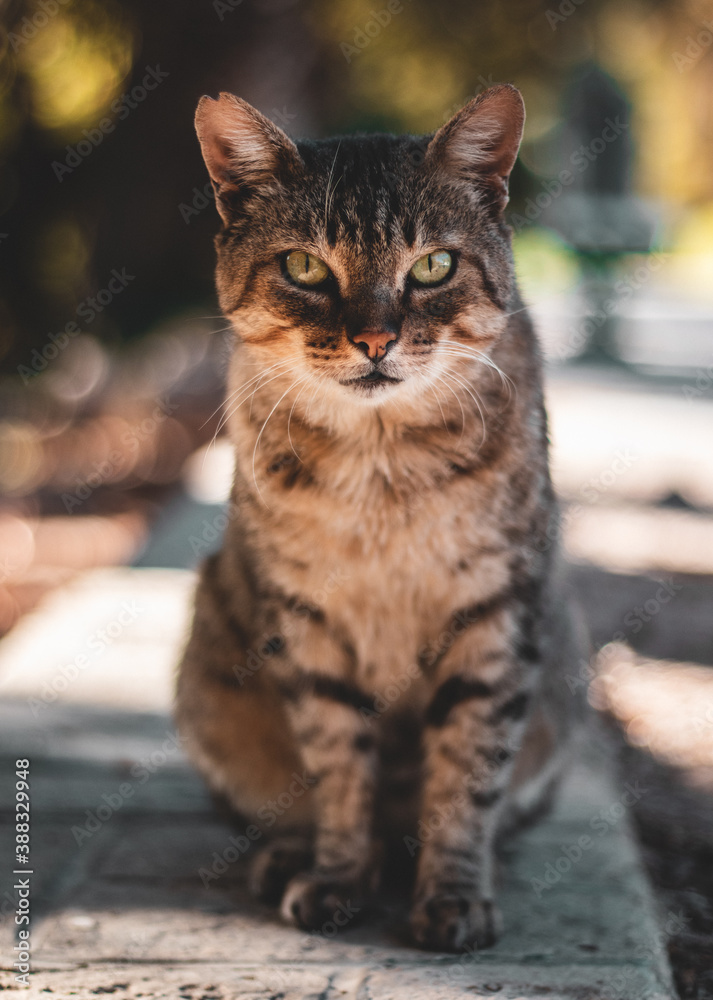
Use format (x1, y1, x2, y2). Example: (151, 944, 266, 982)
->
(338, 372, 404, 397)
(335, 383, 403, 406)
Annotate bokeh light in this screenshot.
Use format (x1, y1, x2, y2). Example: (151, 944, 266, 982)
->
(16, 0, 135, 138)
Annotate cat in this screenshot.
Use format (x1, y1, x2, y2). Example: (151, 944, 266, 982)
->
(175, 84, 589, 952)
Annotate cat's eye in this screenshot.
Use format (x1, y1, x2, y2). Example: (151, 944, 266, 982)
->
(285, 251, 330, 287)
(409, 251, 453, 286)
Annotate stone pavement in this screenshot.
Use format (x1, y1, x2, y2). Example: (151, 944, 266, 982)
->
(0, 568, 677, 998)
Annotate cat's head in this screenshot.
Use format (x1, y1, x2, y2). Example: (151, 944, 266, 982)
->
(195, 86, 524, 414)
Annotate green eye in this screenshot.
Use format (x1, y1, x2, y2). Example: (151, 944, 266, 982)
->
(409, 251, 453, 286)
(285, 251, 330, 286)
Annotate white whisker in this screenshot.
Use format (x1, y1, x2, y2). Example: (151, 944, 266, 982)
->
(304, 373, 325, 426)
(324, 141, 342, 223)
(201, 358, 293, 431)
(439, 339, 515, 397)
(431, 372, 467, 442)
(437, 350, 513, 408)
(428, 382, 449, 432)
(251, 373, 313, 508)
(202, 359, 302, 471)
(501, 302, 533, 320)
(440, 367, 488, 448)
(286, 376, 313, 458)
(213, 359, 298, 436)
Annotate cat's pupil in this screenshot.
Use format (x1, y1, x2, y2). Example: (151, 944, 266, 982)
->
(409, 250, 452, 285)
(285, 250, 329, 286)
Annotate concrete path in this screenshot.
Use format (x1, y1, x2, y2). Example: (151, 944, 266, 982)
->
(0, 568, 676, 998)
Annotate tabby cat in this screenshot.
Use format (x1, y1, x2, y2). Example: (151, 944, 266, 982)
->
(176, 84, 587, 951)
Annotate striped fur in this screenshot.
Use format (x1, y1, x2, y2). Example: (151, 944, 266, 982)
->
(176, 86, 589, 951)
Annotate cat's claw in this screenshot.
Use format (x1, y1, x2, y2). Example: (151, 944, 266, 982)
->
(280, 872, 364, 933)
(410, 893, 502, 952)
(249, 837, 313, 904)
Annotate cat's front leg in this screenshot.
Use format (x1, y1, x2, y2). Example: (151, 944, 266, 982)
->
(274, 651, 379, 931)
(411, 599, 537, 951)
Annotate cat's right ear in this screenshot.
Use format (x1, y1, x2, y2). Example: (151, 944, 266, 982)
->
(195, 93, 303, 224)
(425, 84, 525, 211)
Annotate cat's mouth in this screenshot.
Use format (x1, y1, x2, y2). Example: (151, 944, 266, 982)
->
(340, 370, 403, 391)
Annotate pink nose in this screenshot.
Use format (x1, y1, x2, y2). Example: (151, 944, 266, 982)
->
(352, 329, 397, 361)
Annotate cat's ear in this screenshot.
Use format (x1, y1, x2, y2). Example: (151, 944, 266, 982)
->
(426, 84, 524, 210)
(195, 93, 303, 224)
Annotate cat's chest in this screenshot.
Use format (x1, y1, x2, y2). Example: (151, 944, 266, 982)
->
(251, 444, 515, 677)
(258, 438, 502, 561)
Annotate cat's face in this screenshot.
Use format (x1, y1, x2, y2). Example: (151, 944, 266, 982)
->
(196, 88, 524, 413)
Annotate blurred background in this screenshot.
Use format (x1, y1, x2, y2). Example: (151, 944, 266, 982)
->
(0, 0, 712, 994)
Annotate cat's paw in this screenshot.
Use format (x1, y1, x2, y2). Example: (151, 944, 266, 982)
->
(410, 893, 502, 952)
(280, 871, 364, 933)
(249, 837, 313, 904)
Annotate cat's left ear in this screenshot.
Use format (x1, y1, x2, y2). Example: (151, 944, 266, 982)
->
(425, 84, 524, 210)
(195, 93, 303, 224)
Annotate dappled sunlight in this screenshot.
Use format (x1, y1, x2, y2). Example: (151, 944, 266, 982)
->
(0, 316, 227, 634)
(591, 642, 713, 783)
(546, 371, 713, 507)
(0, 511, 146, 634)
(563, 503, 713, 575)
(0, 566, 194, 710)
